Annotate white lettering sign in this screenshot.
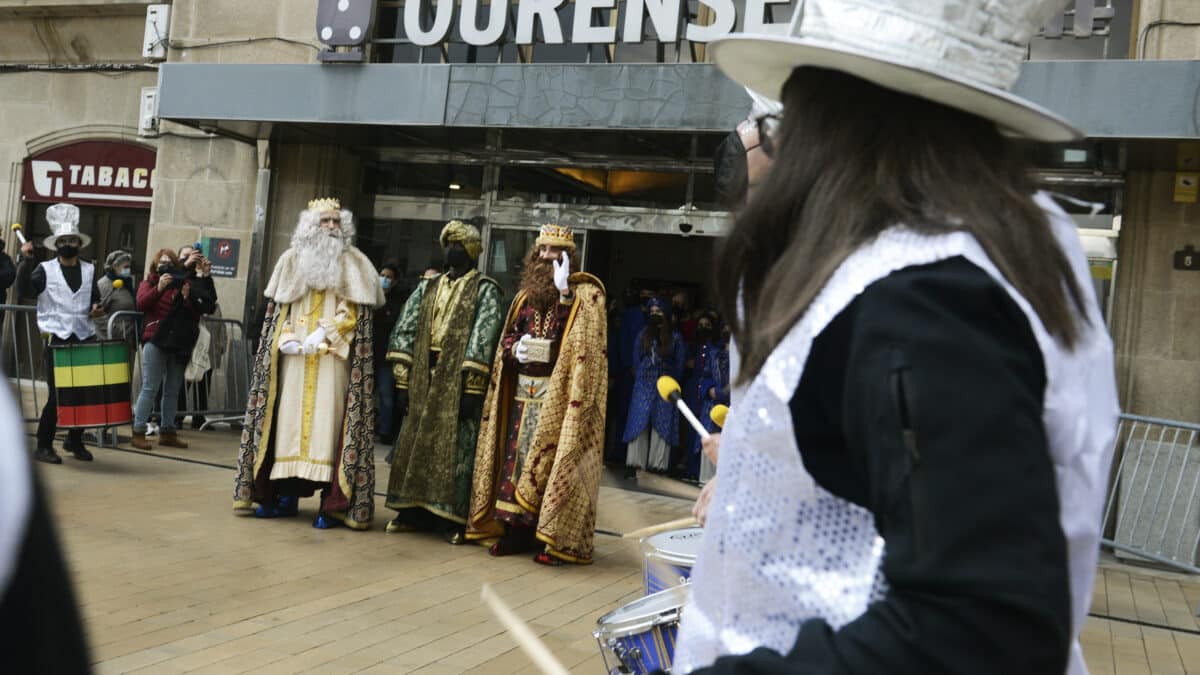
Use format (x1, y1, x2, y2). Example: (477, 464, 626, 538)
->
(572, 0, 616, 44)
(405, 0, 455, 46)
(686, 0, 736, 42)
(461, 0, 509, 45)
(399, 0, 771, 46)
(624, 0, 681, 43)
(516, 0, 566, 44)
(30, 163, 155, 202)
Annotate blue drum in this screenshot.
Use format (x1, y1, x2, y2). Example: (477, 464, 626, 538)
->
(641, 527, 703, 595)
(595, 585, 688, 674)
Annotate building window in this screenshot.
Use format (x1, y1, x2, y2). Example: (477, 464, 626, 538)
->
(365, 162, 486, 199)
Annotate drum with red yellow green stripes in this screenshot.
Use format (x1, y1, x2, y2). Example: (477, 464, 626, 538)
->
(51, 340, 132, 428)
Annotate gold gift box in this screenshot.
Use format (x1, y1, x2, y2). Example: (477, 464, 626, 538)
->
(523, 337, 554, 363)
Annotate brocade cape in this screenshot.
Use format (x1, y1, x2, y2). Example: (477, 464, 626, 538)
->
(467, 273, 609, 563)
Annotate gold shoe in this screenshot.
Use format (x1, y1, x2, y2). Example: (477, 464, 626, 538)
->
(385, 517, 417, 533)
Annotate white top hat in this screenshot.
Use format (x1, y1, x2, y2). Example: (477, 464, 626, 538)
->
(710, 0, 1081, 142)
(43, 203, 90, 250)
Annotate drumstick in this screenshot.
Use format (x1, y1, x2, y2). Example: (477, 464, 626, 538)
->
(480, 584, 570, 675)
(623, 516, 700, 539)
(710, 404, 729, 429)
(657, 376, 709, 441)
(11, 223, 27, 245)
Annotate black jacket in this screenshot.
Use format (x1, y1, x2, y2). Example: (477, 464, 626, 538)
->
(692, 258, 1070, 675)
(374, 287, 405, 366)
(0, 251, 15, 299)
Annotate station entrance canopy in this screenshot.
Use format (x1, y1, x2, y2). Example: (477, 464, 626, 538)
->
(157, 60, 1200, 143)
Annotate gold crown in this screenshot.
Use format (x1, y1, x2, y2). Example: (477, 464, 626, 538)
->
(536, 224, 576, 250)
(307, 197, 341, 212)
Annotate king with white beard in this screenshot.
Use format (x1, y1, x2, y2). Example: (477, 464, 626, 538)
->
(234, 198, 385, 530)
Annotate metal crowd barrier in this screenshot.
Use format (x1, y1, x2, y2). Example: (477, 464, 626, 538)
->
(106, 310, 252, 435)
(174, 316, 252, 430)
(1, 304, 47, 424)
(1, 304, 252, 445)
(1101, 413, 1200, 575)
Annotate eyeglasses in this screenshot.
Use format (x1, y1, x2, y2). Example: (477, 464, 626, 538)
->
(736, 113, 780, 160)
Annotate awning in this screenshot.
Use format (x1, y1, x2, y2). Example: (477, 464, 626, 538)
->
(157, 60, 1200, 140)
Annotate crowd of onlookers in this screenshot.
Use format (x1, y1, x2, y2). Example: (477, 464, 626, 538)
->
(607, 285, 731, 483)
(3, 217, 222, 462)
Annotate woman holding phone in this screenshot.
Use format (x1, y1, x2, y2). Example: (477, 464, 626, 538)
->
(130, 248, 204, 451)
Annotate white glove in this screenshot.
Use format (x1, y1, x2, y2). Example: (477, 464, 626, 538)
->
(279, 340, 302, 355)
(552, 251, 570, 294)
(302, 326, 327, 355)
(514, 335, 531, 364)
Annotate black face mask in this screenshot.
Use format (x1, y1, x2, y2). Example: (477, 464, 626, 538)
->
(697, 326, 714, 340)
(649, 315, 664, 327)
(444, 246, 471, 271)
(57, 244, 79, 259)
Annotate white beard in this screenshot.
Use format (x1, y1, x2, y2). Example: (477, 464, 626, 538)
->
(294, 229, 346, 291)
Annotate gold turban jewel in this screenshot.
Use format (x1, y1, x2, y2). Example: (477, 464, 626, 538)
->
(535, 224, 576, 251)
(308, 197, 341, 212)
(440, 220, 483, 260)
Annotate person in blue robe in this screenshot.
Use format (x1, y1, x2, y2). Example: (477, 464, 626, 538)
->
(623, 298, 685, 475)
(683, 311, 730, 479)
(605, 287, 646, 464)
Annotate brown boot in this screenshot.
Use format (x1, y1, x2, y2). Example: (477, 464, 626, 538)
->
(159, 430, 188, 449)
(131, 431, 153, 451)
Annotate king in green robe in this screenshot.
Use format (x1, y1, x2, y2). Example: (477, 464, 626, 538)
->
(384, 221, 503, 543)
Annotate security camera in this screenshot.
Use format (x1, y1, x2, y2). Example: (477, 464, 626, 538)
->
(678, 222, 694, 235)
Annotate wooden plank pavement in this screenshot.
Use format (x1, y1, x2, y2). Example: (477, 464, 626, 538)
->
(32, 429, 1200, 673)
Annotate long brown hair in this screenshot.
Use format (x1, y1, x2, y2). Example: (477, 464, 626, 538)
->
(720, 67, 1086, 385)
(146, 248, 178, 279)
(640, 306, 674, 358)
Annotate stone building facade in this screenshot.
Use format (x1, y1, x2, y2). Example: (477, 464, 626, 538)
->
(2, 0, 1199, 426)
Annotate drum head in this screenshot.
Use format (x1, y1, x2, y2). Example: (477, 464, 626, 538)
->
(595, 585, 688, 639)
(641, 527, 704, 566)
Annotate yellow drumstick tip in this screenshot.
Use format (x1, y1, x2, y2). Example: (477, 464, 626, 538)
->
(10, 223, 21, 231)
(656, 375, 682, 402)
(711, 404, 729, 429)
(112, 279, 124, 289)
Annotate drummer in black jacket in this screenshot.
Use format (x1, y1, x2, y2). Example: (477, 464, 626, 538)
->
(15, 203, 102, 465)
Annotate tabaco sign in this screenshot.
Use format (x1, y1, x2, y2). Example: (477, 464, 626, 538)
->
(22, 141, 156, 209)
